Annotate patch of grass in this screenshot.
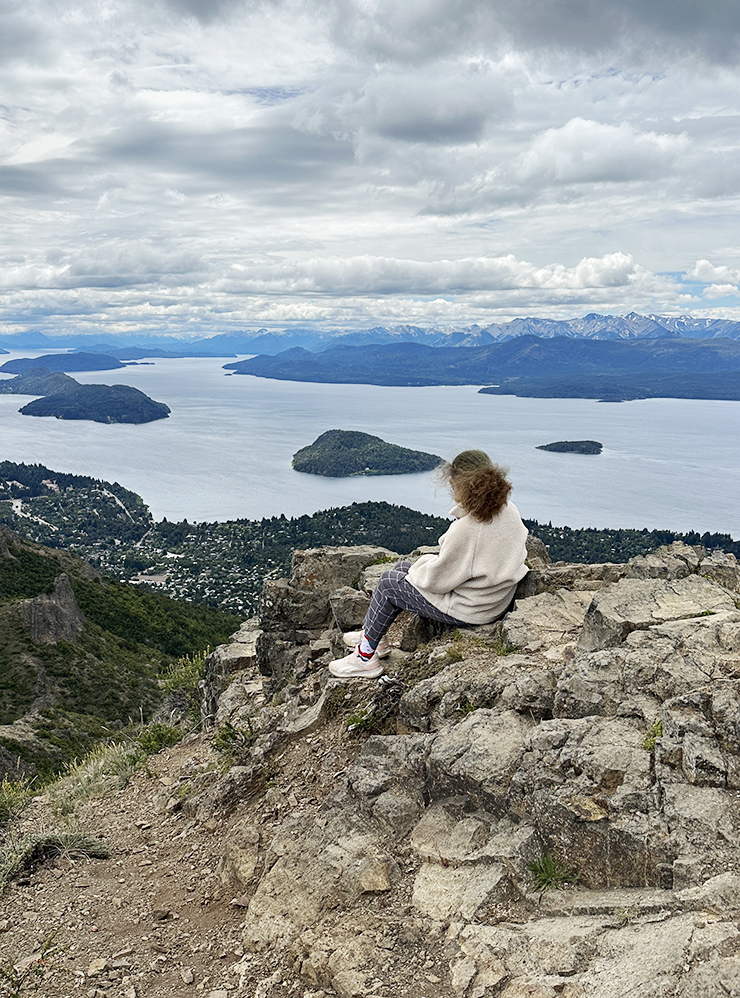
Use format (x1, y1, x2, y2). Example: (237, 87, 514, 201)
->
(346, 708, 373, 734)
(0, 776, 33, 823)
(527, 851, 578, 892)
(322, 686, 350, 720)
(643, 719, 663, 751)
(213, 720, 255, 766)
(48, 742, 138, 816)
(135, 723, 183, 758)
(160, 648, 210, 719)
(457, 697, 477, 716)
(1, 831, 110, 887)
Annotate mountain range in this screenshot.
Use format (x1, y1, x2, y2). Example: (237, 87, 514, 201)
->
(3, 312, 740, 357)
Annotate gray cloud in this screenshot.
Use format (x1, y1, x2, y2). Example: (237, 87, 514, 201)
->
(0, 0, 739, 337)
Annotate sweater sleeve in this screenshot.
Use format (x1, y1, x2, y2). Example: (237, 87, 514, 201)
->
(406, 517, 477, 594)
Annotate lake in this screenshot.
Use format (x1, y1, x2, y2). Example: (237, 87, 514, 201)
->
(0, 350, 738, 537)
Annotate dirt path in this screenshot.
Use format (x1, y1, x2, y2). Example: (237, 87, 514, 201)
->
(0, 736, 263, 998)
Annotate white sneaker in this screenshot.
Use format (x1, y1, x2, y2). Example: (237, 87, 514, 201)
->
(329, 647, 384, 679)
(342, 632, 391, 658)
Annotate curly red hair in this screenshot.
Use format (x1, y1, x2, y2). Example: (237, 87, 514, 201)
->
(439, 449, 512, 522)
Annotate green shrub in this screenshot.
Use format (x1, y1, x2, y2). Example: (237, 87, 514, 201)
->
(213, 721, 254, 765)
(135, 723, 183, 757)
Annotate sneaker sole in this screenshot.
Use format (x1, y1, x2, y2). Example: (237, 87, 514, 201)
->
(328, 663, 384, 679)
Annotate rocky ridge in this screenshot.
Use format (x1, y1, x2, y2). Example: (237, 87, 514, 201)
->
(188, 536, 740, 997)
(3, 538, 740, 998)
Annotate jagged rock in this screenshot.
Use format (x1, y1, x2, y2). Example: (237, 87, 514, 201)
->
(348, 733, 430, 837)
(277, 545, 397, 630)
(625, 540, 704, 580)
(674, 871, 740, 915)
(525, 534, 550, 569)
(568, 913, 706, 997)
(503, 589, 593, 659)
(14, 572, 86, 644)
(510, 716, 668, 888)
(533, 562, 630, 593)
(201, 619, 262, 726)
(399, 651, 557, 733)
(241, 806, 400, 952)
(204, 538, 740, 994)
(555, 609, 740, 721)
(700, 549, 740, 593)
(258, 546, 396, 686)
(329, 586, 371, 631)
(219, 822, 261, 887)
(577, 575, 736, 653)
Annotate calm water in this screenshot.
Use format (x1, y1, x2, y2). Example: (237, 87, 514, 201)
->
(0, 351, 738, 536)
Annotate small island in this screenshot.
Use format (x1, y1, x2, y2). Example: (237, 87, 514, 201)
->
(537, 440, 603, 455)
(0, 368, 170, 424)
(292, 429, 442, 477)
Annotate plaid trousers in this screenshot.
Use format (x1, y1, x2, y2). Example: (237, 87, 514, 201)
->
(362, 560, 466, 647)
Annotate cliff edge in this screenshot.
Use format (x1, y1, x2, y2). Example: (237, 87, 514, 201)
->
(3, 538, 740, 998)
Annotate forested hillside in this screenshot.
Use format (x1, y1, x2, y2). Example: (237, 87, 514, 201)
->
(0, 527, 239, 780)
(1, 461, 737, 615)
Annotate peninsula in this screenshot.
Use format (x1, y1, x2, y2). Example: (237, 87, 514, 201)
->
(292, 429, 442, 477)
(537, 440, 603, 454)
(224, 336, 740, 400)
(0, 351, 126, 373)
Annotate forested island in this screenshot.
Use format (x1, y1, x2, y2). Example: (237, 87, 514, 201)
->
(0, 368, 170, 423)
(1, 461, 738, 615)
(537, 440, 603, 454)
(292, 429, 442, 477)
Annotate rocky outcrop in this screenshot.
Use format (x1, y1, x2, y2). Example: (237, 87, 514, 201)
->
(197, 539, 740, 997)
(14, 572, 86, 644)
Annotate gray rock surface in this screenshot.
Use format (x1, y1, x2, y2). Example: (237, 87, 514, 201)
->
(199, 539, 740, 998)
(14, 572, 86, 644)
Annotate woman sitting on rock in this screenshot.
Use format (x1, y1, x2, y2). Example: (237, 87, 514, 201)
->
(329, 449, 529, 679)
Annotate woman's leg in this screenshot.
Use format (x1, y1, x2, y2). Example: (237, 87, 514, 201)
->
(362, 559, 464, 648)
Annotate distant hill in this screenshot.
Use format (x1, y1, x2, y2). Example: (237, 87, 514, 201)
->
(1, 351, 126, 373)
(0, 368, 170, 423)
(537, 440, 603, 454)
(0, 368, 79, 397)
(0, 460, 153, 548)
(292, 430, 442, 477)
(224, 336, 740, 395)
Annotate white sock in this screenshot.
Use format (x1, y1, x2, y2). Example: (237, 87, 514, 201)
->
(358, 635, 375, 659)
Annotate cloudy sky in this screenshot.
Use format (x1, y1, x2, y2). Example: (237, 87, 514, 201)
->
(3, 0, 740, 338)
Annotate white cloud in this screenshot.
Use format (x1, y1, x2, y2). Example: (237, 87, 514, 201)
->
(702, 283, 739, 298)
(519, 118, 688, 185)
(689, 259, 740, 283)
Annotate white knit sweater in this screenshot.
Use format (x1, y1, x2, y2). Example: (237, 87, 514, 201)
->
(406, 501, 529, 624)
